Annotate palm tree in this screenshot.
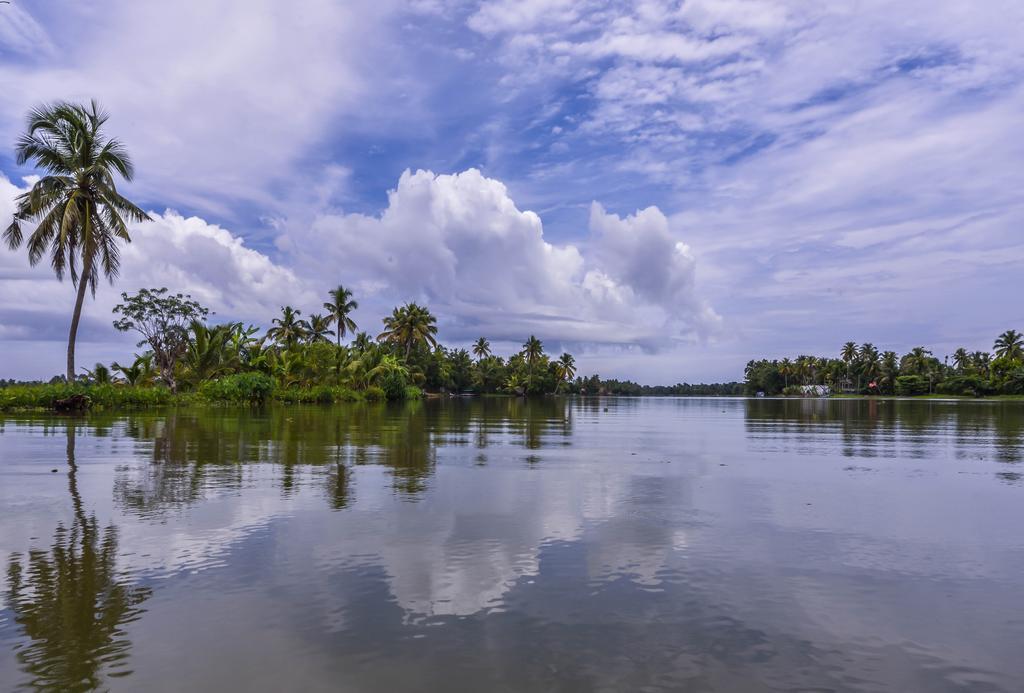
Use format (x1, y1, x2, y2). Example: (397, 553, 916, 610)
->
(267, 306, 309, 349)
(840, 342, 858, 390)
(3, 101, 150, 381)
(880, 351, 899, 394)
(472, 337, 491, 361)
(859, 343, 880, 389)
(952, 347, 970, 373)
(352, 331, 373, 353)
(80, 362, 111, 384)
(972, 351, 991, 377)
(522, 335, 544, 389)
(111, 353, 155, 386)
(307, 314, 334, 343)
(378, 303, 438, 359)
(779, 357, 793, 387)
(554, 352, 576, 393)
(994, 330, 1023, 361)
(323, 285, 358, 346)
(902, 346, 933, 377)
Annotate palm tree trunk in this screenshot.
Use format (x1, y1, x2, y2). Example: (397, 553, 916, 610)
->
(67, 255, 92, 383)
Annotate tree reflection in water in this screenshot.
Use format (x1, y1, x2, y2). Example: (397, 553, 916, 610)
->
(5, 421, 150, 692)
(107, 399, 575, 514)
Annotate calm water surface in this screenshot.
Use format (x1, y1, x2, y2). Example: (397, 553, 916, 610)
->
(1, 398, 1023, 692)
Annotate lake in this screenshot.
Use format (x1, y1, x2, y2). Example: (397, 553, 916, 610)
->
(1, 397, 1023, 692)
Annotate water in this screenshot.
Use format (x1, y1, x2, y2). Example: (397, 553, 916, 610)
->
(1, 397, 1023, 692)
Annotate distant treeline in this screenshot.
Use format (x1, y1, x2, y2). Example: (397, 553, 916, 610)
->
(573, 376, 744, 396)
(744, 332, 1024, 397)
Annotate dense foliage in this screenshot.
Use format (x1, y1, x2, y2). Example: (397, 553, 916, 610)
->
(0, 286, 591, 410)
(745, 331, 1024, 397)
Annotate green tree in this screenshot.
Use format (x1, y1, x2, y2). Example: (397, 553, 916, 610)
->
(267, 306, 310, 349)
(472, 337, 491, 361)
(952, 347, 970, 373)
(523, 335, 543, 378)
(994, 330, 1023, 362)
(4, 101, 150, 381)
(111, 353, 155, 386)
(879, 351, 899, 394)
(323, 285, 358, 346)
(112, 288, 209, 391)
(555, 353, 576, 392)
(352, 331, 373, 353)
(307, 314, 334, 344)
(378, 303, 438, 359)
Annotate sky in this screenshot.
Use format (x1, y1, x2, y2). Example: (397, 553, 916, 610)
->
(0, 0, 1021, 383)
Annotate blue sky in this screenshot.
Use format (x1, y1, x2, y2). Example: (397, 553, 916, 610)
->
(1, 0, 1022, 382)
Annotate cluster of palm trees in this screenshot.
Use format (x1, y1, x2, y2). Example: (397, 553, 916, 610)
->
(70, 281, 581, 399)
(746, 330, 1024, 396)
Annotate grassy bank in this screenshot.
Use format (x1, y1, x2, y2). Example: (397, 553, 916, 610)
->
(0, 379, 424, 412)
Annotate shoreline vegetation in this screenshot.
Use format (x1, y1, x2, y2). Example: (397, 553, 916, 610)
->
(1, 101, 1021, 413)
(744, 334, 1024, 399)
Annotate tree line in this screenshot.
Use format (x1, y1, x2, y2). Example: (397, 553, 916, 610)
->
(76, 285, 580, 400)
(744, 333, 1024, 397)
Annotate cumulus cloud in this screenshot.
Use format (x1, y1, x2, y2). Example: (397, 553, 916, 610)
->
(281, 168, 718, 349)
(0, 167, 716, 377)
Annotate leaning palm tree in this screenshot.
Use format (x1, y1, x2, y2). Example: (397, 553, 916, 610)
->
(323, 285, 358, 346)
(555, 352, 576, 392)
(472, 337, 491, 361)
(4, 101, 150, 381)
(994, 330, 1023, 362)
(307, 314, 335, 344)
(266, 306, 310, 350)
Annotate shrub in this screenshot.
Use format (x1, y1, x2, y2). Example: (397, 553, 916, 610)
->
(894, 375, 929, 396)
(379, 369, 409, 401)
(1000, 368, 1024, 395)
(0, 383, 175, 411)
(781, 385, 803, 397)
(199, 372, 275, 403)
(936, 375, 993, 397)
(404, 385, 423, 400)
(364, 385, 386, 401)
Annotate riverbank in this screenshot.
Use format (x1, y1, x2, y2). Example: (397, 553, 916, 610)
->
(0, 381, 423, 412)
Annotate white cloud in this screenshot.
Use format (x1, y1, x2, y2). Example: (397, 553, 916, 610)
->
(0, 168, 717, 377)
(281, 168, 718, 349)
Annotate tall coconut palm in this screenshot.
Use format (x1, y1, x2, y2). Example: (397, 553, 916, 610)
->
(267, 306, 309, 350)
(4, 101, 150, 381)
(994, 330, 1023, 361)
(378, 303, 438, 359)
(307, 314, 334, 344)
(522, 335, 544, 388)
(323, 285, 358, 346)
(472, 337, 491, 361)
(840, 341, 858, 388)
